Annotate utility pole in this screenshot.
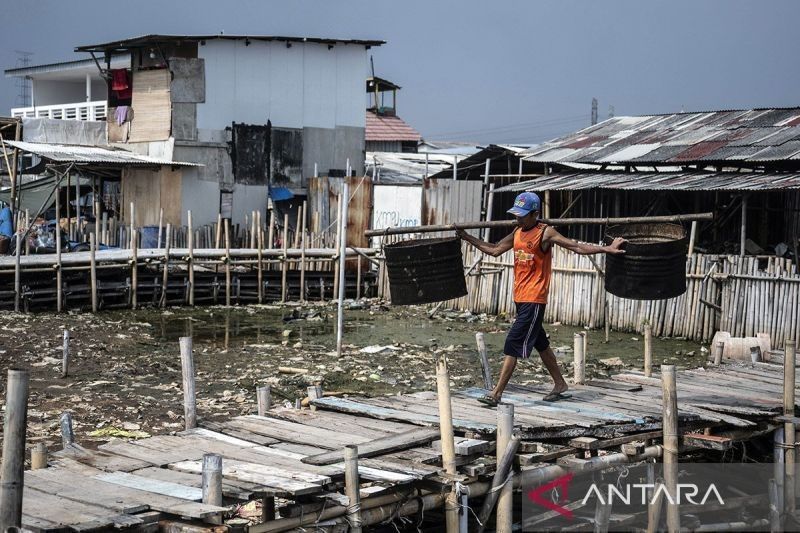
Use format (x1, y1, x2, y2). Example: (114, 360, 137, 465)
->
(591, 97, 598, 125)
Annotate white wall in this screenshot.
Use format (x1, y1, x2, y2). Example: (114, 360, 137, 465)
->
(32, 79, 108, 106)
(197, 40, 367, 131)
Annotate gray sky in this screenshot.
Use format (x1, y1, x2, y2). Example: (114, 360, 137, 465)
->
(2, 0, 798, 145)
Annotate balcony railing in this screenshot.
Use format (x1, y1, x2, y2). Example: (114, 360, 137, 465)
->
(11, 100, 108, 121)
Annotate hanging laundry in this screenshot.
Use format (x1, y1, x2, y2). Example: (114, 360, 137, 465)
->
(111, 69, 129, 91)
(115, 106, 132, 125)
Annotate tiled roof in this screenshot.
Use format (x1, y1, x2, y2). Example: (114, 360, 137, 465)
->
(366, 111, 421, 142)
(521, 108, 800, 165)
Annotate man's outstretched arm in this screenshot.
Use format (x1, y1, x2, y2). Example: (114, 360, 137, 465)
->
(544, 226, 626, 255)
(455, 228, 515, 257)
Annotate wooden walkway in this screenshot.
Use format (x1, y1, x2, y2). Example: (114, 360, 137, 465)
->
(21, 361, 794, 531)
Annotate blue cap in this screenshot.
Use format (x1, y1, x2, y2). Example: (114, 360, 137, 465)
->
(507, 192, 541, 216)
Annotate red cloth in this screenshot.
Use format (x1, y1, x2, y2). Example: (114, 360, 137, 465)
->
(111, 69, 129, 91)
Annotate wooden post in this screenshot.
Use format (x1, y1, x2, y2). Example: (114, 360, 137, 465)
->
(90, 232, 98, 312)
(477, 436, 520, 533)
(161, 223, 171, 308)
(55, 185, 63, 312)
(644, 324, 653, 377)
(250, 210, 257, 249)
(257, 218, 264, 304)
(0, 368, 29, 530)
(157, 207, 163, 248)
(769, 478, 782, 533)
(496, 402, 514, 533)
(435, 356, 459, 533)
(344, 445, 363, 533)
(188, 211, 195, 306)
(332, 192, 343, 301)
(336, 182, 350, 357)
(129, 201, 135, 248)
(687, 220, 698, 256)
(62, 330, 70, 378)
(31, 443, 48, 470)
(281, 214, 289, 302)
(202, 453, 223, 525)
(14, 229, 21, 312)
(224, 218, 231, 306)
(574, 332, 585, 385)
(774, 427, 785, 517)
(604, 296, 610, 342)
(180, 337, 197, 430)
(268, 209, 275, 251)
(257, 385, 271, 416)
(740, 194, 748, 257)
(475, 332, 493, 390)
(482, 158, 491, 240)
(300, 201, 307, 303)
(130, 229, 138, 309)
(714, 340, 724, 365)
(215, 213, 222, 249)
(661, 365, 680, 532)
(784, 340, 796, 515)
(594, 500, 612, 533)
(60, 412, 74, 448)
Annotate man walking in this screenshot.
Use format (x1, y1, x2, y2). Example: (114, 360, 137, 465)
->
(456, 192, 625, 404)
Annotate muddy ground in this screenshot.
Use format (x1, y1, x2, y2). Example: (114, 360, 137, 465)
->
(0, 300, 710, 454)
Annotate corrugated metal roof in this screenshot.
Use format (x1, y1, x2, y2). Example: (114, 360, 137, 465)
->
(5, 141, 202, 166)
(75, 34, 384, 53)
(365, 111, 421, 142)
(521, 107, 800, 165)
(493, 171, 800, 193)
(5, 55, 129, 78)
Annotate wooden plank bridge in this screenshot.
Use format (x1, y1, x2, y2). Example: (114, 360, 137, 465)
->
(19, 360, 795, 531)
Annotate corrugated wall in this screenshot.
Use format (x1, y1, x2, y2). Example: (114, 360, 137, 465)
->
(421, 179, 483, 237)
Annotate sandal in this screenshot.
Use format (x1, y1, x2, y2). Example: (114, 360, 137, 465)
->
(542, 392, 572, 402)
(477, 395, 499, 407)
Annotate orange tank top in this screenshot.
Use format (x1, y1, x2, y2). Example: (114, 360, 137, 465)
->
(513, 223, 552, 304)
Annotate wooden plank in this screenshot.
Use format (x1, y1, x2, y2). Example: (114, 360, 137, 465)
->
(200, 420, 280, 445)
(22, 486, 142, 531)
(682, 432, 734, 451)
(301, 427, 440, 465)
(267, 406, 414, 436)
(26, 468, 228, 518)
(583, 379, 643, 392)
(131, 466, 262, 500)
(311, 396, 496, 433)
(94, 471, 203, 501)
(169, 460, 324, 497)
(52, 443, 151, 472)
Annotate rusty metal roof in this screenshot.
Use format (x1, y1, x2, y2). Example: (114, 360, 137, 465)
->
(492, 171, 800, 192)
(521, 107, 800, 165)
(5, 141, 202, 166)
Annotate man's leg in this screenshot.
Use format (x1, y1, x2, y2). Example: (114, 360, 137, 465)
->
(489, 355, 517, 401)
(539, 346, 568, 396)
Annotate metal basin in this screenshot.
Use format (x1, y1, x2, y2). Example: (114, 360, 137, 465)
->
(604, 223, 687, 300)
(384, 237, 468, 305)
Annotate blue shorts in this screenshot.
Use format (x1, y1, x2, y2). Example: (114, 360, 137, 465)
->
(504, 302, 549, 358)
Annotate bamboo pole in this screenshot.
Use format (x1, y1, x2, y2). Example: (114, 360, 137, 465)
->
(333, 193, 343, 301)
(161, 224, 171, 308)
(344, 445, 363, 533)
(336, 182, 350, 357)
(687, 220, 698, 256)
(477, 436, 520, 533)
(364, 212, 715, 237)
(14, 230, 21, 312)
(300, 202, 307, 303)
(784, 340, 796, 515)
(31, 443, 47, 470)
(62, 330, 70, 378)
(202, 453, 223, 525)
(435, 356, 459, 533)
(215, 213, 222, 249)
(644, 324, 653, 377)
(188, 211, 195, 306)
(257, 221, 264, 304)
(496, 402, 514, 533)
(661, 365, 680, 532)
(60, 412, 74, 448)
(56, 187, 63, 312)
(224, 219, 231, 307)
(475, 332, 493, 390)
(0, 368, 29, 530)
(90, 232, 98, 312)
(130, 229, 138, 309)
(180, 337, 197, 430)
(574, 332, 585, 385)
(740, 194, 748, 257)
(281, 214, 289, 302)
(157, 207, 163, 248)
(257, 385, 271, 416)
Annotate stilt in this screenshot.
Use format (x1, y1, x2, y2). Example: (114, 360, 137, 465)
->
(281, 213, 289, 302)
(475, 332, 493, 390)
(89, 232, 97, 312)
(180, 337, 197, 430)
(160, 223, 171, 308)
(574, 332, 585, 385)
(130, 229, 138, 309)
(784, 340, 796, 515)
(188, 211, 195, 306)
(55, 186, 63, 312)
(661, 365, 680, 532)
(300, 201, 307, 303)
(344, 445, 363, 533)
(61, 330, 70, 378)
(31, 443, 47, 470)
(257, 385, 271, 416)
(336, 182, 349, 357)
(202, 453, 223, 524)
(0, 368, 29, 530)
(224, 219, 231, 307)
(436, 356, 460, 533)
(644, 324, 653, 377)
(496, 403, 514, 533)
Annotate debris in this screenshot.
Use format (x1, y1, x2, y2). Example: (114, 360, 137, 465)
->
(88, 426, 150, 439)
(359, 345, 401, 354)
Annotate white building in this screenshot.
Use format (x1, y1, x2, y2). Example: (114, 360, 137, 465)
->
(5, 34, 384, 226)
